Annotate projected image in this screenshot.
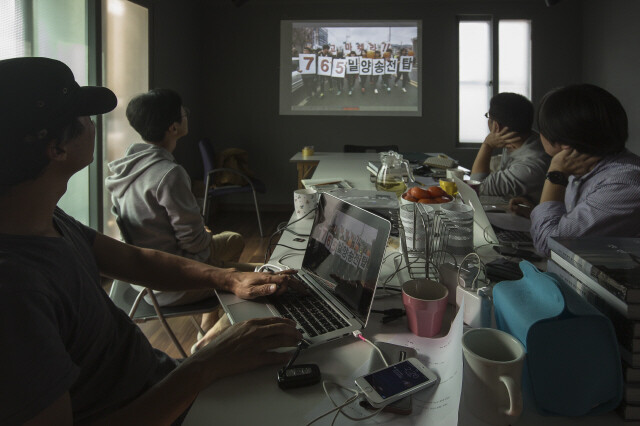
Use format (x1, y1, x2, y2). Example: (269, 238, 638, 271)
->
(281, 21, 421, 116)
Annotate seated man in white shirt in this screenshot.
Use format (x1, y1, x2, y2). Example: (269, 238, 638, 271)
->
(471, 92, 551, 203)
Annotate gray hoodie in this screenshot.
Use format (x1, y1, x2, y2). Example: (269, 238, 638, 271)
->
(105, 143, 210, 305)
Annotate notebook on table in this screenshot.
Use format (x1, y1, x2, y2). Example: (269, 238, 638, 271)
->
(217, 192, 392, 346)
(453, 176, 533, 246)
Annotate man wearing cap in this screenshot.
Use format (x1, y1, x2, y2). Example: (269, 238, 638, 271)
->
(0, 57, 302, 424)
(470, 92, 551, 203)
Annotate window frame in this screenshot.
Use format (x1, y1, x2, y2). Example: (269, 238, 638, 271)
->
(456, 14, 532, 148)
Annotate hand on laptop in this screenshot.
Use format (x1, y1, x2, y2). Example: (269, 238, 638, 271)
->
(227, 269, 307, 299)
(508, 197, 534, 218)
(187, 317, 302, 383)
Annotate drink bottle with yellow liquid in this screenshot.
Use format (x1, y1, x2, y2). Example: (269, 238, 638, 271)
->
(375, 151, 414, 197)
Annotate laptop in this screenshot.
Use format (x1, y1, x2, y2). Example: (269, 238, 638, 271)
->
(216, 192, 392, 346)
(452, 176, 533, 246)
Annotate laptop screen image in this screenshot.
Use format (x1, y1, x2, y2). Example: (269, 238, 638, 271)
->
(302, 193, 391, 326)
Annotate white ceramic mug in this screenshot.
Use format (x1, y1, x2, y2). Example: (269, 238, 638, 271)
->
(294, 188, 317, 219)
(462, 328, 525, 426)
(446, 168, 465, 180)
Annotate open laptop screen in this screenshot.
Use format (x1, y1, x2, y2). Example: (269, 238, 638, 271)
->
(302, 193, 391, 325)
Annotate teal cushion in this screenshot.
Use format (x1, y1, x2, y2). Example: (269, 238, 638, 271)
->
(493, 261, 622, 416)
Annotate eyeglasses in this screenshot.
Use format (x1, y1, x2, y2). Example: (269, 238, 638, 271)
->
(484, 112, 491, 119)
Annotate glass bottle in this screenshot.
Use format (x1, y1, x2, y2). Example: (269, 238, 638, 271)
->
(375, 152, 413, 197)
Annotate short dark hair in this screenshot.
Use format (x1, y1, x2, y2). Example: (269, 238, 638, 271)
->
(126, 89, 183, 143)
(1, 118, 85, 195)
(322, 44, 330, 50)
(488, 93, 534, 134)
(537, 84, 628, 156)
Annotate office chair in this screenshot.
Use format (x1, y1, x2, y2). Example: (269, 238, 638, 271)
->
(343, 144, 400, 153)
(198, 138, 266, 237)
(109, 210, 219, 358)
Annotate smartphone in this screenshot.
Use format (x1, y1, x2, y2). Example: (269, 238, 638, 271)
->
(354, 358, 438, 408)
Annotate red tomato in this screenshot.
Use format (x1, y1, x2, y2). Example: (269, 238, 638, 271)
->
(418, 198, 436, 204)
(425, 186, 447, 198)
(402, 193, 418, 203)
(408, 186, 430, 199)
(433, 196, 452, 204)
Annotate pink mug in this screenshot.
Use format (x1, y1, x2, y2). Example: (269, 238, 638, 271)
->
(402, 279, 448, 337)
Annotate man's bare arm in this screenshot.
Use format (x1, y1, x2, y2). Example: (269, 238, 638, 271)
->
(92, 233, 304, 296)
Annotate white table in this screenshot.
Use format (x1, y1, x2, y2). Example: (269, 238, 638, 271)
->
(184, 153, 624, 426)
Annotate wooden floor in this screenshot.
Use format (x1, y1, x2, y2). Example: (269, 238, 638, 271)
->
(134, 210, 291, 358)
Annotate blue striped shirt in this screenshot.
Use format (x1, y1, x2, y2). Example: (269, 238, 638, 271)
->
(530, 149, 640, 256)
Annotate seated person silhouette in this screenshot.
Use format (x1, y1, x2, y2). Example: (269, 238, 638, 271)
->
(0, 57, 302, 424)
(471, 92, 550, 203)
(508, 84, 640, 256)
(105, 89, 255, 348)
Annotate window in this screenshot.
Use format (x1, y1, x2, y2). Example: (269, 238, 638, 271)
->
(458, 18, 531, 143)
(1, 0, 150, 234)
(102, 0, 149, 239)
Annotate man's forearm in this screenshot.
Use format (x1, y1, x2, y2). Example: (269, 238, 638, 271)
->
(539, 179, 566, 203)
(471, 143, 494, 175)
(94, 233, 234, 293)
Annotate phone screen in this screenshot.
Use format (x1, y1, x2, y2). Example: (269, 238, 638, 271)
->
(362, 360, 429, 399)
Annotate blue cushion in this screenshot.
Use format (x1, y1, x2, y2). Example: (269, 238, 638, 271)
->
(493, 261, 622, 416)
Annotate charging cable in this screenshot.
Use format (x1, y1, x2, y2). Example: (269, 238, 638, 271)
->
(352, 331, 388, 366)
(457, 252, 486, 290)
(306, 333, 391, 425)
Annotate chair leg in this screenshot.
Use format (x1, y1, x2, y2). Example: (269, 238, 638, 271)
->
(147, 290, 188, 358)
(251, 188, 264, 237)
(129, 288, 147, 318)
(190, 316, 205, 336)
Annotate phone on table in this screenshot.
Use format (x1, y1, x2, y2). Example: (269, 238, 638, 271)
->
(355, 358, 438, 408)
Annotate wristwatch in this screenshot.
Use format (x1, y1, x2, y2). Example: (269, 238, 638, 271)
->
(546, 171, 569, 186)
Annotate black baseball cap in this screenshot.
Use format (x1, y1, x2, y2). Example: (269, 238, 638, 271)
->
(0, 57, 117, 140)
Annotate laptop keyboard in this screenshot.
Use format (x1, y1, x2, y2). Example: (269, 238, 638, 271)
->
(269, 289, 350, 338)
(496, 229, 532, 243)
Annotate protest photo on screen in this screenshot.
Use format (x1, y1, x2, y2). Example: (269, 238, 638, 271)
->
(279, 20, 421, 116)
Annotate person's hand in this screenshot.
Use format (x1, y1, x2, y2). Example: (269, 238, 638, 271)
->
(190, 317, 303, 383)
(483, 125, 520, 150)
(549, 148, 600, 177)
(228, 269, 307, 299)
(508, 197, 534, 219)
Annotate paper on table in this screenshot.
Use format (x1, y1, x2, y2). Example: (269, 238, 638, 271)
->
(310, 302, 464, 425)
(486, 212, 532, 232)
(363, 301, 464, 426)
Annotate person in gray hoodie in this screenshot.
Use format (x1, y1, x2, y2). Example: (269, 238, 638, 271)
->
(470, 92, 551, 203)
(105, 89, 244, 339)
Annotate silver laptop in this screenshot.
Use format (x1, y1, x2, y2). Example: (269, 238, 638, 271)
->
(217, 192, 392, 346)
(453, 176, 533, 246)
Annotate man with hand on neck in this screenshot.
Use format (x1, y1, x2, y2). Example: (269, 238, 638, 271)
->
(509, 84, 640, 256)
(471, 92, 550, 203)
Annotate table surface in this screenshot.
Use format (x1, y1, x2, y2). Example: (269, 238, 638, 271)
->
(185, 153, 624, 426)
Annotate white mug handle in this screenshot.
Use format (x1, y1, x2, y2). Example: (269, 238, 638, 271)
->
(499, 375, 523, 418)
